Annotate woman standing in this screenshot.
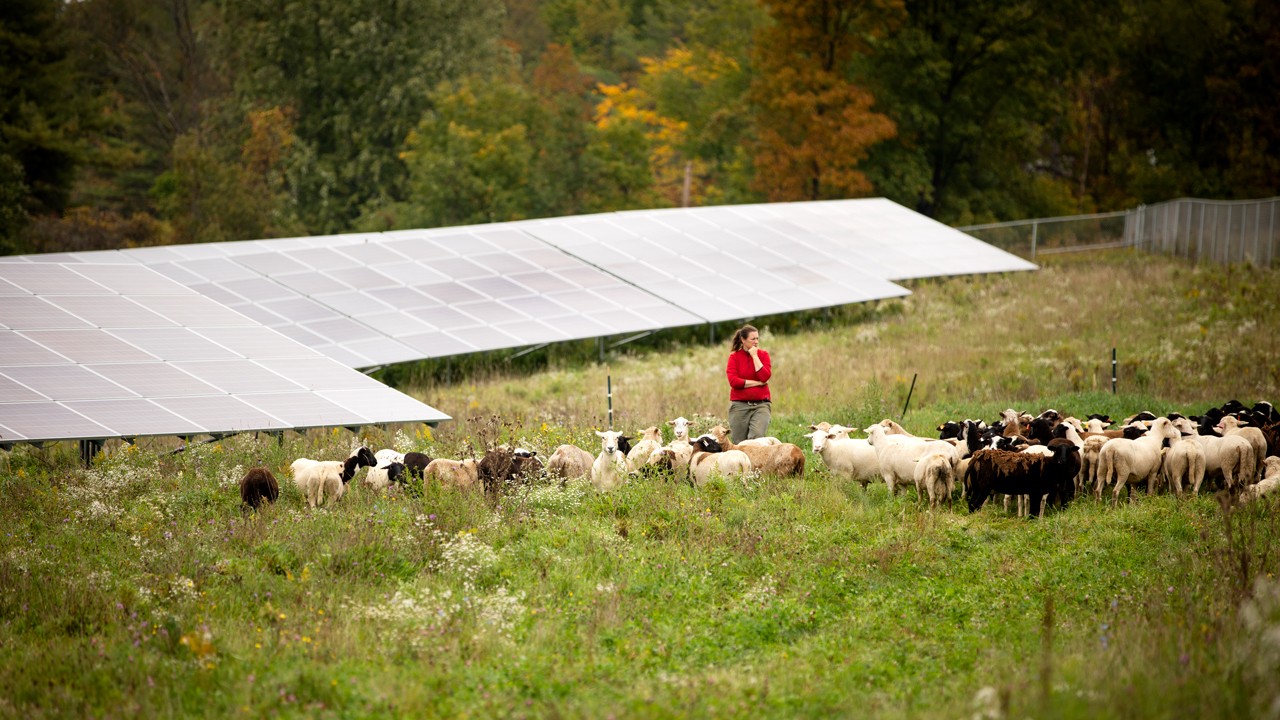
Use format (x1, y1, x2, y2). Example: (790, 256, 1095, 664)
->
(725, 324, 771, 443)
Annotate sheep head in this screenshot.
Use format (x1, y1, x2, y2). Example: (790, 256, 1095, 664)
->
(595, 430, 624, 456)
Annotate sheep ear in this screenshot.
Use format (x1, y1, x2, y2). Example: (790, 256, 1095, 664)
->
(596, 431, 606, 438)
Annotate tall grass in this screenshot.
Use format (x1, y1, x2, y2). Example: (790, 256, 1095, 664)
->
(1, 249, 1278, 718)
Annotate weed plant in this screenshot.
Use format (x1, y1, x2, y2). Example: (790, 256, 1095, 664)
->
(1, 250, 1278, 718)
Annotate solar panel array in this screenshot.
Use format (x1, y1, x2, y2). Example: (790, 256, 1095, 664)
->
(709, 199, 1039, 279)
(7, 199, 1031, 373)
(1, 198, 1034, 444)
(0, 262, 450, 444)
(22, 224, 708, 369)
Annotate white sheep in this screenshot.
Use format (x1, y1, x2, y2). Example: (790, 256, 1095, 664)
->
(375, 448, 405, 466)
(877, 418, 919, 437)
(864, 424, 958, 497)
(687, 436, 753, 486)
(667, 416, 692, 442)
(804, 427, 879, 489)
(290, 446, 376, 509)
(547, 444, 594, 484)
(592, 431, 629, 492)
(363, 462, 407, 492)
(1238, 457, 1280, 503)
(1097, 417, 1180, 502)
(423, 458, 479, 489)
(626, 426, 664, 472)
(1216, 415, 1267, 483)
(1172, 417, 1256, 493)
(1161, 433, 1205, 497)
(913, 452, 955, 509)
(1080, 435, 1110, 494)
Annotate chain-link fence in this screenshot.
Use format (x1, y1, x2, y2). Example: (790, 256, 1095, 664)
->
(957, 196, 1280, 266)
(958, 211, 1129, 260)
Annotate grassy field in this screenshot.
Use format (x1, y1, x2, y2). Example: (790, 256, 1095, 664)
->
(2, 249, 1279, 719)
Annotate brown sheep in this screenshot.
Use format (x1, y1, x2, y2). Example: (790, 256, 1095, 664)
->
(707, 425, 804, 477)
(965, 443, 1079, 517)
(239, 467, 279, 511)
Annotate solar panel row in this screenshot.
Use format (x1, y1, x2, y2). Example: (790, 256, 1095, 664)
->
(0, 263, 449, 444)
(0, 198, 1034, 444)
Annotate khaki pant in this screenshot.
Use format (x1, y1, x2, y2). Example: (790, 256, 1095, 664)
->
(728, 400, 771, 444)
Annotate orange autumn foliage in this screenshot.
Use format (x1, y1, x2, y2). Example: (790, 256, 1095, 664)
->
(750, 0, 900, 201)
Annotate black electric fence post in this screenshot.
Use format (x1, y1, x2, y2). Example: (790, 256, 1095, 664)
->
(607, 374, 614, 430)
(901, 373, 918, 419)
(1111, 348, 1117, 394)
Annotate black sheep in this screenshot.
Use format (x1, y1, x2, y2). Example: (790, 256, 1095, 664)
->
(965, 443, 1080, 517)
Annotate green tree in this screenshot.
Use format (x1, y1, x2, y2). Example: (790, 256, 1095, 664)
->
(866, 0, 1105, 222)
(153, 108, 305, 243)
(225, 0, 505, 234)
(0, 0, 85, 249)
(392, 76, 543, 228)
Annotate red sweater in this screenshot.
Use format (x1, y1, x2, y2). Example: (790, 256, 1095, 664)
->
(726, 349, 772, 402)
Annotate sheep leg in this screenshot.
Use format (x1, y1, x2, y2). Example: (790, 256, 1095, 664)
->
(1029, 493, 1043, 518)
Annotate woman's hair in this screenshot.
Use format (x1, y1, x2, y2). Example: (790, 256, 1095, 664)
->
(730, 324, 758, 352)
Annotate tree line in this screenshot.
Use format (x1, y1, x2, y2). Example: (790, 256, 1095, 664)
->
(3, 0, 1276, 256)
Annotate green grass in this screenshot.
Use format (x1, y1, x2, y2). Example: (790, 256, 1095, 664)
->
(2, 249, 1279, 718)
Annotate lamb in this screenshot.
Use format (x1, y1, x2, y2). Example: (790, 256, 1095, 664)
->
(626, 426, 665, 472)
(913, 453, 955, 509)
(239, 467, 279, 511)
(1216, 415, 1267, 482)
(290, 446, 377, 509)
(1096, 416, 1180, 502)
(592, 430, 629, 492)
(965, 443, 1080, 517)
(375, 448, 405, 466)
(547, 444, 594, 485)
(804, 427, 879, 489)
(686, 436, 753, 486)
(423, 458, 479, 489)
(1238, 457, 1280, 503)
(707, 425, 804, 477)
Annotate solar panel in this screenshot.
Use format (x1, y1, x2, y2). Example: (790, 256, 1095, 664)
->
(3, 198, 1031, 375)
(0, 262, 449, 445)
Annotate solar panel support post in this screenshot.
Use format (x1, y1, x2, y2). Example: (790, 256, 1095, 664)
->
(79, 439, 102, 467)
(598, 337, 605, 364)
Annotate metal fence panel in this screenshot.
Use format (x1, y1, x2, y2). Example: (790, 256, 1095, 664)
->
(962, 197, 1279, 266)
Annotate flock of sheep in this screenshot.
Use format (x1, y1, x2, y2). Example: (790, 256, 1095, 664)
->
(238, 400, 1280, 518)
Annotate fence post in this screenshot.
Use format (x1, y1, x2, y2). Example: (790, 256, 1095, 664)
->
(1030, 222, 1038, 261)
(1111, 348, 1117, 395)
